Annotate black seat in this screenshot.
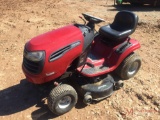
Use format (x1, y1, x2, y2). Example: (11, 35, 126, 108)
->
(99, 11, 138, 42)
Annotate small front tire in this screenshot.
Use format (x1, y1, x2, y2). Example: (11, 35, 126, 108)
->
(47, 84, 78, 115)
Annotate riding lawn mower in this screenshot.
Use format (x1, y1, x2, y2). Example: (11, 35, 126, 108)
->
(22, 10, 141, 115)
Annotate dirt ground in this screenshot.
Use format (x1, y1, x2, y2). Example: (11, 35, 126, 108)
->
(0, 0, 160, 120)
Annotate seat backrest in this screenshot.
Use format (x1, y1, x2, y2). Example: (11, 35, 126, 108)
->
(110, 11, 138, 32)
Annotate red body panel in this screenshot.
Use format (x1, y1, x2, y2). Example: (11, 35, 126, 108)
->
(77, 36, 140, 77)
(23, 24, 140, 84)
(23, 25, 84, 84)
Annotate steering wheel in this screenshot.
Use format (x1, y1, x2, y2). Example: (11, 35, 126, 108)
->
(82, 13, 105, 24)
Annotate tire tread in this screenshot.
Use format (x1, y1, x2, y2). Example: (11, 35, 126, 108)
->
(48, 84, 77, 115)
(115, 52, 141, 79)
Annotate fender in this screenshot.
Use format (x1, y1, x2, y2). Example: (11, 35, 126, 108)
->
(76, 38, 140, 77)
(109, 38, 140, 71)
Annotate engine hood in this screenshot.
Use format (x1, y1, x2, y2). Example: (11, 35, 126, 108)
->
(25, 25, 84, 52)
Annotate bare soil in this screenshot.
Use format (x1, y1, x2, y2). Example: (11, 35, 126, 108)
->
(0, 0, 160, 120)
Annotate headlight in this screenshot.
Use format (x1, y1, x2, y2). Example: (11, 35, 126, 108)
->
(24, 51, 45, 62)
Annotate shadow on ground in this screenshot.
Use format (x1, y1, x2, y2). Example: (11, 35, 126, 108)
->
(0, 79, 57, 119)
(0, 80, 35, 115)
(0, 79, 87, 120)
(108, 4, 160, 11)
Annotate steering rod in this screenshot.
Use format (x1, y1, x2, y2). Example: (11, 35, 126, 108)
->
(79, 16, 86, 25)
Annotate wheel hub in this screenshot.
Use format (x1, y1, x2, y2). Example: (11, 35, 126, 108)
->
(58, 96, 72, 109)
(128, 61, 139, 75)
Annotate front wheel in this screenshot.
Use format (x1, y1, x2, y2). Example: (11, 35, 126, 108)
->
(47, 84, 78, 115)
(115, 53, 141, 80)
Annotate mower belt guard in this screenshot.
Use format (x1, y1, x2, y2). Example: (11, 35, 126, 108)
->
(81, 75, 114, 100)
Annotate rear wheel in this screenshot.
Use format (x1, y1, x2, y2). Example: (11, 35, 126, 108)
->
(47, 84, 78, 115)
(115, 53, 141, 80)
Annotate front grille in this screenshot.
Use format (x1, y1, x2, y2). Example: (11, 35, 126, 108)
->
(23, 52, 44, 74)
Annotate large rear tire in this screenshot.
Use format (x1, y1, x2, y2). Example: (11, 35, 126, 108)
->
(115, 53, 141, 80)
(47, 84, 78, 115)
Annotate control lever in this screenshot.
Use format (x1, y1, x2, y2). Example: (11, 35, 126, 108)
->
(79, 16, 86, 25)
(86, 62, 94, 68)
(79, 62, 94, 75)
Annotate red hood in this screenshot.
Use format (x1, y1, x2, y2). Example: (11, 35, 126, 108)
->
(25, 25, 84, 51)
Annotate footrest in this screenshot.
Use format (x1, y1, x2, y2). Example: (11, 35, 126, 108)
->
(82, 65, 109, 75)
(77, 53, 109, 76)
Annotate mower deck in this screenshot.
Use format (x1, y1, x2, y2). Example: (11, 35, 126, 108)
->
(71, 74, 115, 101)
